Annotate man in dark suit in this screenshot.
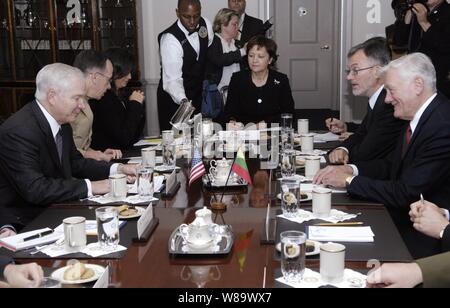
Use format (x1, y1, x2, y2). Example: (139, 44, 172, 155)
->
(327, 37, 405, 164)
(0, 63, 136, 230)
(0, 256, 43, 288)
(313, 53, 450, 258)
(410, 200, 450, 252)
(228, 0, 264, 46)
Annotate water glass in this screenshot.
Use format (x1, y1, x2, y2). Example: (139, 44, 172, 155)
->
(281, 128, 294, 151)
(162, 143, 176, 168)
(280, 178, 301, 218)
(137, 167, 154, 197)
(162, 130, 175, 145)
(281, 231, 306, 283)
(96, 207, 120, 251)
(280, 150, 296, 178)
(281, 113, 293, 130)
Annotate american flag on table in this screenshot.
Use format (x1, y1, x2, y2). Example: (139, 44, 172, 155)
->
(189, 147, 206, 186)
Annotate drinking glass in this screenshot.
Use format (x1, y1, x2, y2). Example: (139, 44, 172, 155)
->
(281, 113, 293, 130)
(280, 179, 301, 218)
(96, 207, 120, 251)
(280, 150, 296, 178)
(281, 231, 306, 283)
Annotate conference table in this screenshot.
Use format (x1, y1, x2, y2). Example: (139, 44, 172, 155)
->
(4, 140, 413, 288)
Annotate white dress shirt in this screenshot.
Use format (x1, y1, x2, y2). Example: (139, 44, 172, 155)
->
(36, 100, 119, 197)
(236, 13, 247, 41)
(217, 33, 243, 92)
(160, 18, 214, 105)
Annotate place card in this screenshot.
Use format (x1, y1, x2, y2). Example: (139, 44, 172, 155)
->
(166, 170, 177, 194)
(93, 266, 110, 289)
(137, 204, 154, 240)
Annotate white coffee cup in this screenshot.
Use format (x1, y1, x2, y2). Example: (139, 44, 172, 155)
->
(298, 119, 309, 135)
(141, 148, 156, 168)
(320, 242, 346, 284)
(162, 130, 175, 145)
(63, 217, 87, 252)
(301, 134, 314, 153)
(312, 187, 332, 218)
(305, 156, 321, 180)
(110, 174, 128, 199)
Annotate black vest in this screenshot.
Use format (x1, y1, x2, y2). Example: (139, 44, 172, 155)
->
(158, 18, 209, 101)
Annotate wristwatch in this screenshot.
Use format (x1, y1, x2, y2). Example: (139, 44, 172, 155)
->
(345, 176, 354, 188)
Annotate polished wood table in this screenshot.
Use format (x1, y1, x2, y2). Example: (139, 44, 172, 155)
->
(8, 156, 413, 288)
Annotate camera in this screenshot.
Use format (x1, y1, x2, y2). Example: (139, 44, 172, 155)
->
(391, 0, 428, 19)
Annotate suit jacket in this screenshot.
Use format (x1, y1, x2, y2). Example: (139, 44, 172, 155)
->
(91, 90, 145, 151)
(442, 225, 450, 253)
(240, 14, 264, 44)
(340, 89, 406, 162)
(0, 255, 13, 279)
(224, 70, 295, 125)
(348, 94, 450, 258)
(0, 101, 112, 228)
(71, 101, 94, 156)
(416, 252, 450, 288)
(205, 34, 243, 85)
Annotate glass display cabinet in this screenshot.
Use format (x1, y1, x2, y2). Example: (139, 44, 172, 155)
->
(0, 0, 139, 120)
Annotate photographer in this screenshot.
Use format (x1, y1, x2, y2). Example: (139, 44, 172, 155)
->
(392, 0, 450, 98)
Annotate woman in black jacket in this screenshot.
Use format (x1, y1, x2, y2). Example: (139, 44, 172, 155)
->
(224, 36, 295, 126)
(91, 48, 146, 151)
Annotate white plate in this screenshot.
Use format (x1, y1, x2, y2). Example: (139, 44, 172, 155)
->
(276, 240, 321, 256)
(117, 206, 145, 220)
(277, 192, 312, 202)
(51, 264, 105, 285)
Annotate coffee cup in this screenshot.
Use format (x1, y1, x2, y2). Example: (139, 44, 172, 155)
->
(312, 187, 332, 218)
(301, 134, 315, 153)
(297, 119, 309, 135)
(305, 156, 321, 180)
(109, 174, 128, 199)
(63, 216, 87, 252)
(320, 242, 346, 283)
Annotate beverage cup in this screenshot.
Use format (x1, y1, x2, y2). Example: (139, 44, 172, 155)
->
(162, 130, 175, 145)
(312, 187, 332, 218)
(301, 134, 314, 153)
(137, 167, 154, 197)
(305, 156, 321, 180)
(280, 231, 306, 283)
(297, 119, 309, 135)
(109, 174, 127, 199)
(281, 113, 293, 130)
(63, 216, 87, 253)
(280, 150, 296, 178)
(96, 207, 120, 251)
(280, 179, 301, 218)
(320, 242, 346, 284)
(141, 148, 156, 168)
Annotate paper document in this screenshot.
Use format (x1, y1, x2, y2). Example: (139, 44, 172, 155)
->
(308, 226, 374, 243)
(314, 132, 340, 142)
(0, 228, 62, 252)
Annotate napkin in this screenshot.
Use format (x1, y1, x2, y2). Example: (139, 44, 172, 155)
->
(276, 268, 367, 288)
(40, 242, 127, 258)
(88, 194, 158, 205)
(278, 209, 358, 225)
(308, 226, 374, 243)
(314, 132, 340, 143)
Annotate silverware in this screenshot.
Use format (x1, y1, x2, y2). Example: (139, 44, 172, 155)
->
(30, 237, 64, 255)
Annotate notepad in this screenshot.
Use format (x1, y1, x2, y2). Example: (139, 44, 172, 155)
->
(0, 228, 62, 252)
(308, 226, 375, 243)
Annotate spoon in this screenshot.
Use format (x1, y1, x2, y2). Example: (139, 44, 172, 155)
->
(30, 237, 64, 255)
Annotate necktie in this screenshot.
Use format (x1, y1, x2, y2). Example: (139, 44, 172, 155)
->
(405, 125, 412, 146)
(55, 128, 63, 162)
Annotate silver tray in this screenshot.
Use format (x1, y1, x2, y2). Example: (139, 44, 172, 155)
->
(168, 225, 234, 256)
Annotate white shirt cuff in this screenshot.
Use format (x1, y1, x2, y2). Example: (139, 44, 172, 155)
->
(240, 48, 246, 57)
(349, 164, 359, 176)
(444, 209, 450, 221)
(110, 163, 120, 175)
(84, 179, 93, 198)
(336, 147, 349, 154)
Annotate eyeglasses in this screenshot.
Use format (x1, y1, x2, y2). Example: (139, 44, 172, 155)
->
(94, 71, 113, 83)
(345, 66, 376, 76)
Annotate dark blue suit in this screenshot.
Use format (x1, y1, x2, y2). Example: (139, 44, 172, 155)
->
(0, 255, 13, 279)
(0, 101, 112, 229)
(348, 94, 450, 258)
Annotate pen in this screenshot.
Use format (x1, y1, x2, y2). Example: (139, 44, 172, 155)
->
(314, 222, 364, 227)
(22, 229, 54, 242)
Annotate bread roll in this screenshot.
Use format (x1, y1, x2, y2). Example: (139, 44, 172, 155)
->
(63, 262, 91, 281)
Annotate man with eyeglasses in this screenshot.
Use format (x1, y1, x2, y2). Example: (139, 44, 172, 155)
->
(71, 50, 123, 162)
(326, 37, 405, 164)
(157, 0, 214, 131)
